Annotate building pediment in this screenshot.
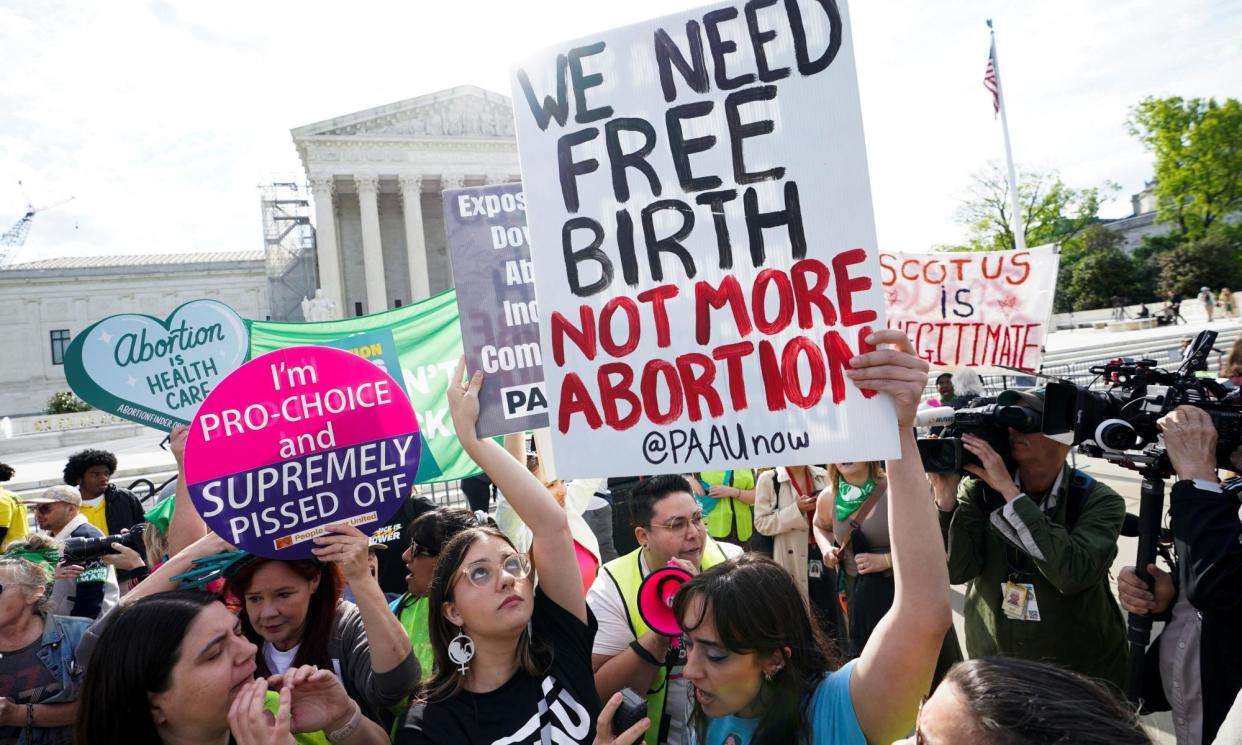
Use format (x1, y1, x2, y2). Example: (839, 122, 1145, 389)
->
(292, 85, 515, 141)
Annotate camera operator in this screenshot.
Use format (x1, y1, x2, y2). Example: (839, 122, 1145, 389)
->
(931, 389, 1128, 690)
(1117, 406, 1242, 745)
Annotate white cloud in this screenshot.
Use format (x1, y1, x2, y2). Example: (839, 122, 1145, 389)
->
(1, 0, 1239, 262)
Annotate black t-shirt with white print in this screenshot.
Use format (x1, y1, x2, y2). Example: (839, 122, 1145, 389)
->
(396, 586, 601, 745)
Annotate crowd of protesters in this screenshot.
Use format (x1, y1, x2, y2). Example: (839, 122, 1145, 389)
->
(0, 327, 1237, 745)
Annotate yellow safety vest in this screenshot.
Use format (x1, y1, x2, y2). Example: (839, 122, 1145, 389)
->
(392, 593, 434, 674)
(698, 470, 755, 543)
(599, 539, 730, 745)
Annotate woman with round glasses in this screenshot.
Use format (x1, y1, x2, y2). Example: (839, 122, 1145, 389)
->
(395, 359, 642, 745)
(753, 463, 842, 639)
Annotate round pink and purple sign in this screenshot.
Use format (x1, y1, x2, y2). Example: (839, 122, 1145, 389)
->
(184, 346, 421, 559)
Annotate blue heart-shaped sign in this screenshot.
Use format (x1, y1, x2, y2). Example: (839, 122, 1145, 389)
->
(64, 299, 250, 430)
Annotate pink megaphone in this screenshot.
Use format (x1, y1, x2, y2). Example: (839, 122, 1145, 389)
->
(637, 564, 692, 637)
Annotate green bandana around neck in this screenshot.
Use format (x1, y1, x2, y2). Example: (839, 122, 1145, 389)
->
(834, 477, 877, 523)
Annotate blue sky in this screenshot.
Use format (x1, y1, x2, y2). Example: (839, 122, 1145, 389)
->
(1, 0, 1239, 262)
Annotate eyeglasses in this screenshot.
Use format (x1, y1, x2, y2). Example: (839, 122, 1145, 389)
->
(649, 511, 706, 533)
(457, 553, 532, 589)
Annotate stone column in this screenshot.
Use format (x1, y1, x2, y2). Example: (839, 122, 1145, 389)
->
(355, 174, 387, 314)
(399, 175, 430, 303)
(309, 175, 343, 318)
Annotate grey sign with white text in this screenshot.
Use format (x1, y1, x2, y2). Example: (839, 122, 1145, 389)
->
(444, 182, 548, 437)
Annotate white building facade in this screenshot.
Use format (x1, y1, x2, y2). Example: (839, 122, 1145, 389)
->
(0, 253, 267, 416)
(291, 85, 520, 317)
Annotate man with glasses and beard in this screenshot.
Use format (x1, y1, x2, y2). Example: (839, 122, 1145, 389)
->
(587, 475, 743, 745)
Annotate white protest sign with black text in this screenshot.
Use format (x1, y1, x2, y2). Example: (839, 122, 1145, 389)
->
(511, 0, 898, 477)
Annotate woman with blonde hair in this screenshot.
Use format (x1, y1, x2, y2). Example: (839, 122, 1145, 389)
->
(0, 534, 93, 745)
(1219, 288, 1235, 318)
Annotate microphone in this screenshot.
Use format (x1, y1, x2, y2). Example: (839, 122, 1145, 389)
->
(914, 407, 956, 428)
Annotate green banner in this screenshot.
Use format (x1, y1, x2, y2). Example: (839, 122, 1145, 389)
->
(247, 290, 479, 484)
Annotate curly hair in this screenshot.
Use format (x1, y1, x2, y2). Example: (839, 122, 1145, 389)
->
(0, 463, 13, 482)
(63, 449, 118, 487)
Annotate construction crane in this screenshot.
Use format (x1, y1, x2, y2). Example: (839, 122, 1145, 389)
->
(0, 181, 75, 267)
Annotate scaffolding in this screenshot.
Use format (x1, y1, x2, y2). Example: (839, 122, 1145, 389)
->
(259, 182, 317, 321)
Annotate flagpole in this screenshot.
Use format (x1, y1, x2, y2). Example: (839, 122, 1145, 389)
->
(989, 19, 1026, 251)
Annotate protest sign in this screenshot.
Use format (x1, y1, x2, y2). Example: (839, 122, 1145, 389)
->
(443, 182, 549, 437)
(880, 244, 1060, 371)
(247, 291, 476, 482)
(184, 346, 421, 559)
(511, 0, 898, 477)
(64, 299, 249, 430)
(321, 328, 443, 484)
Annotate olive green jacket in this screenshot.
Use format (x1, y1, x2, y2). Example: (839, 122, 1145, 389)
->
(940, 465, 1128, 689)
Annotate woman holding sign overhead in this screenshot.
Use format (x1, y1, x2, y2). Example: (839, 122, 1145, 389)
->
(672, 330, 953, 745)
(394, 358, 645, 745)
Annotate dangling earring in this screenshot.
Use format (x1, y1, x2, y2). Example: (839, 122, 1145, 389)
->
(447, 626, 475, 674)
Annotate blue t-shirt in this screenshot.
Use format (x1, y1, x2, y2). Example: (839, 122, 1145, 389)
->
(697, 660, 864, 745)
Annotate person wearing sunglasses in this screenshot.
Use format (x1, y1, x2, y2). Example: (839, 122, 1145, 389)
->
(396, 359, 622, 744)
(391, 507, 490, 674)
(894, 657, 1152, 745)
(24, 485, 119, 621)
(589, 475, 743, 745)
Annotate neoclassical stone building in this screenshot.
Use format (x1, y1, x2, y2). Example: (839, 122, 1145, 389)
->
(292, 85, 521, 318)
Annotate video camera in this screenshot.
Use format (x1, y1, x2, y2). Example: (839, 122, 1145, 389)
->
(62, 523, 146, 565)
(1043, 329, 1242, 475)
(914, 395, 1051, 474)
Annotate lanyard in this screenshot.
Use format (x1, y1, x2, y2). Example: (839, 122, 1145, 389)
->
(788, 468, 814, 499)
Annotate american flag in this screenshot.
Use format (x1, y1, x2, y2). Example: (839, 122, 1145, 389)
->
(983, 44, 1000, 117)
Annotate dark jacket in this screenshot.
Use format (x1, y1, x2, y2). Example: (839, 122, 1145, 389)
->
(942, 465, 1128, 689)
(1142, 477, 1242, 745)
(101, 483, 145, 534)
(101, 484, 146, 583)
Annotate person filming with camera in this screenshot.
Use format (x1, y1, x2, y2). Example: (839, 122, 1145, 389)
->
(1117, 405, 1242, 745)
(931, 388, 1128, 690)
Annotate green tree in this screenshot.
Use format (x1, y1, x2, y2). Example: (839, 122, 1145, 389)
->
(1055, 226, 1139, 312)
(1128, 97, 1242, 238)
(1067, 252, 1138, 312)
(955, 162, 1113, 252)
(1156, 233, 1242, 300)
